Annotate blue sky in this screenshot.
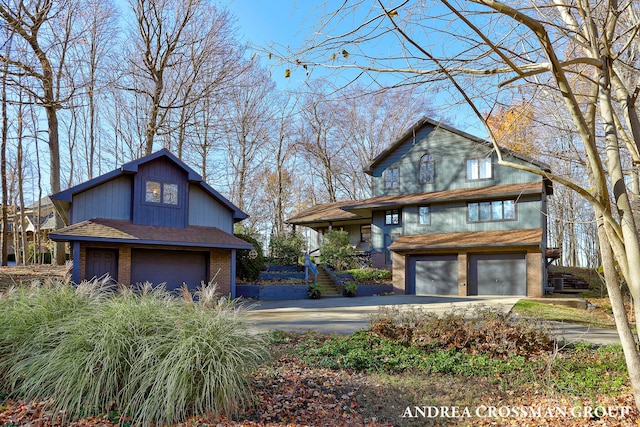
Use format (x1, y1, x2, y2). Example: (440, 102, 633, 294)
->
(226, 0, 486, 136)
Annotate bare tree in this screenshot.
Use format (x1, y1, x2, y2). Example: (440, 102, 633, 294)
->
(221, 63, 275, 212)
(0, 0, 85, 264)
(334, 84, 437, 199)
(286, 0, 640, 407)
(124, 0, 242, 156)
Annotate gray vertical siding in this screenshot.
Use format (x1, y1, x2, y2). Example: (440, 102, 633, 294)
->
(372, 126, 543, 197)
(71, 175, 132, 223)
(188, 185, 234, 233)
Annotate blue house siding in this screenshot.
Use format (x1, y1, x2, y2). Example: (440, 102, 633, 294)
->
(188, 185, 234, 233)
(133, 157, 188, 228)
(72, 175, 132, 223)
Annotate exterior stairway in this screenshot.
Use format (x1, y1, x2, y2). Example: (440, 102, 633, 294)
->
(315, 266, 341, 296)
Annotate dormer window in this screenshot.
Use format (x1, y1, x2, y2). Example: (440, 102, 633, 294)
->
(145, 180, 178, 205)
(466, 157, 492, 180)
(419, 154, 435, 183)
(385, 167, 399, 189)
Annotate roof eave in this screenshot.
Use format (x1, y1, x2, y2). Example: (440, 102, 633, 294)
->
(48, 233, 253, 250)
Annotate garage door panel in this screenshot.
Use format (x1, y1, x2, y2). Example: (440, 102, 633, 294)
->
(469, 253, 526, 296)
(412, 255, 458, 295)
(131, 249, 207, 292)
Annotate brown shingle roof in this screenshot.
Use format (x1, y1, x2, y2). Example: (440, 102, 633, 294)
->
(343, 182, 543, 211)
(49, 218, 253, 249)
(286, 201, 362, 224)
(389, 228, 543, 251)
(286, 182, 543, 225)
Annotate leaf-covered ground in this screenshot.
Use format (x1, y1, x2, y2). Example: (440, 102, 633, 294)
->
(2, 333, 640, 427)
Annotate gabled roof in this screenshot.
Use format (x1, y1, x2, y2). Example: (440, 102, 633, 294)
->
(50, 148, 247, 222)
(389, 228, 543, 252)
(286, 201, 362, 225)
(364, 116, 551, 175)
(286, 182, 543, 226)
(49, 218, 253, 250)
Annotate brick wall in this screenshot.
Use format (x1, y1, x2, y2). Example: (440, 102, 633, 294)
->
(118, 246, 131, 285)
(391, 251, 406, 294)
(457, 252, 468, 296)
(211, 249, 231, 295)
(526, 251, 543, 297)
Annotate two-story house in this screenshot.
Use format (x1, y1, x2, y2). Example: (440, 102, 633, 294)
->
(287, 117, 553, 297)
(48, 149, 252, 296)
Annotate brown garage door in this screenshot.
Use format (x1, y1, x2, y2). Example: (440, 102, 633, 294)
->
(131, 249, 208, 292)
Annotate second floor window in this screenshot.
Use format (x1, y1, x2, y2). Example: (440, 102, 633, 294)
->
(385, 209, 401, 225)
(466, 157, 492, 180)
(145, 181, 179, 205)
(419, 154, 435, 183)
(385, 167, 399, 189)
(468, 200, 516, 222)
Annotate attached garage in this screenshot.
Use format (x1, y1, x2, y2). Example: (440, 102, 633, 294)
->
(389, 229, 546, 297)
(408, 255, 458, 295)
(131, 249, 208, 292)
(468, 253, 527, 296)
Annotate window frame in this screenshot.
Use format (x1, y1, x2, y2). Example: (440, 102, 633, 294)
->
(384, 167, 400, 189)
(384, 209, 401, 225)
(419, 154, 435, 184)
(144, 180, 179, 206)
(418, 205, 431, 225)
(466, 157, 493, 181)
(467, 200, 516, 223)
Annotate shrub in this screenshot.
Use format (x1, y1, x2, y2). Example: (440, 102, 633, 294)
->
(346, 268, 392, 283)
(0, 279, 268, 426)
(308, 283, 322, 299)
(268, 231, 305, 265)
(320, 230, 358, 270)
(343, 282, 358, 297)
(369, 305, 554, 359)
(235, 233, 265, 282)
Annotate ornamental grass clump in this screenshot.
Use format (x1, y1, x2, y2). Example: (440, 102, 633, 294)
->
(0, 279, 268, 426)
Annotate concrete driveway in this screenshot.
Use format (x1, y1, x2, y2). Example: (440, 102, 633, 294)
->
(244, 294, 622, 345)
(245, 294, 521, 335)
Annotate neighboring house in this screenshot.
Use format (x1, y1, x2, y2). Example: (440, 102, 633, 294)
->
(287, 117, 553, 297)
(49, 149, 252, 296)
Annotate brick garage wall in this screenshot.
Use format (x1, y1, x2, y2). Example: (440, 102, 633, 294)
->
(526, 251, 543, 297)
(391, 251, 406, 295)
(118, 247, 131, 285)
(211, 249, 232, 295)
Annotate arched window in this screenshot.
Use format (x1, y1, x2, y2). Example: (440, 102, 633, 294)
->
(419, 154, 435, 184)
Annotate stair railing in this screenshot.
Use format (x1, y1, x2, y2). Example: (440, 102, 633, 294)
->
(304, 253, 318, 283)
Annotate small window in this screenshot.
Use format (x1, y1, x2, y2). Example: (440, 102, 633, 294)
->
(419, 154, 435, 183)
(385, 167, 399, 189)
(145, 181, 161, 203)
(145, 180, 179, 205)
(466, 157, 492, 180)
(468, 200, 516, 222)
(361, 225, 371, 243)
(385, 209, 401, 225)
(163, 183, 179, 205)
(418, 206, 430, 225)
